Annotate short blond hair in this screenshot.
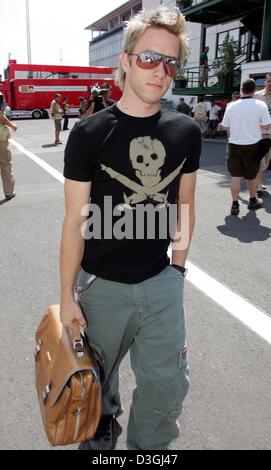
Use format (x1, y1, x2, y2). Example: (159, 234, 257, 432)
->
(115, 7, 188, 90)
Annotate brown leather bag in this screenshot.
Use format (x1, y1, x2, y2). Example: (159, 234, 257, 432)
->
(34, 305, 102, 446)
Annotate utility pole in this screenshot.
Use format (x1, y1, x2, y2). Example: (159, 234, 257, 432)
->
(26, 0, 32, 63)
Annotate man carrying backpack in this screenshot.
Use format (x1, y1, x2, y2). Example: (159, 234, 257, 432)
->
(194, 98, 208, 136)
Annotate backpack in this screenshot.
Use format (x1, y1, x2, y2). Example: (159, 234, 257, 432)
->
(194, 102, 208, 122)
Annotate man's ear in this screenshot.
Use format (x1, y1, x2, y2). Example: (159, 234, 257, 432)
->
(120, 52, 130, 73)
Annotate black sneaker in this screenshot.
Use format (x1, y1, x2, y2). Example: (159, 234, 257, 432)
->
(248, 197, 263, 210)
(78, 415, 122, 451)
(231, 202, 239, 215)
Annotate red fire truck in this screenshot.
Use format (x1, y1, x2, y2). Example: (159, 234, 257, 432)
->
(2, 60, 121, 119)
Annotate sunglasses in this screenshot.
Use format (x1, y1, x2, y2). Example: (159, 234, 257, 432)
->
(128, 50, 180, 77)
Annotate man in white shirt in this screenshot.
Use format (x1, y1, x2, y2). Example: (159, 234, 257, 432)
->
(255, 73, 271, 195)
(221, 78, 271, 215)
(207, 99, 221, 139)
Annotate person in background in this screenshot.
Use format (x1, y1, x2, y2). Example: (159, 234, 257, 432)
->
(79, 87, 106, 119)
(62, 97, 69, 131)
(207, 99, 221, 139)
(255, 73, 271, 196)
(99, 88, 112, 109)
(101, 83, 115, 106)
(0, 81, 12, 119)
(79, 97, 87, 119)
(252, 35, 260, 62)
(199, 46, 209, 87)
(176, 97, 190, 115)
(194, 98, 208, 136)
(0, 88, 17, 200)
(221, 91, 241, 162)
(90, 87, 107, 114)
(50, 93, 63, 145)
(4, 105, 12, 120)
(231, 91, 241, 103)
(221, 78, 271, 215)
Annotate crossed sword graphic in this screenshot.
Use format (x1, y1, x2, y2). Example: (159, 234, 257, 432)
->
(101, 158, 186, 208)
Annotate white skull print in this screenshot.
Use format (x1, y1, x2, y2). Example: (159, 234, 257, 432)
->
(129, 136, 166, 187)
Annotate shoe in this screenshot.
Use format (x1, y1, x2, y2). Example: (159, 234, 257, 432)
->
(78, 415, 122, 450)
(231, 202, 239, 215)
(55, 140, 62, 145)
(248, 197, 263, 209)
(5, 192, 16, 200)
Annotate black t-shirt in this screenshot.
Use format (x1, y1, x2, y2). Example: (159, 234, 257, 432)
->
(64, 104, 201, 283)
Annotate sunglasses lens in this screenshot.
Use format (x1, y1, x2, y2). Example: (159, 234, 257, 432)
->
(166, 62, 179, 77)
(136, 53, 161, 69)
(135, 52, 180, 77)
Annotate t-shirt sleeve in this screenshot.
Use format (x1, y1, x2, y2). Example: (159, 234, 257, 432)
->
(63, 122, 94, 181)
(182, 122, 201, 173)
(260, 102, 271, 126)
(221, 107, 230, 127)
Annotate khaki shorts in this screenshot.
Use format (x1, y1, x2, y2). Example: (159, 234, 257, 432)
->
(228, 143, 260, 180)
(54, 119, 62, 132)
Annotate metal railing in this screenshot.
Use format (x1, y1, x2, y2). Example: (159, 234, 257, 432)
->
(176, 40, 252, 90)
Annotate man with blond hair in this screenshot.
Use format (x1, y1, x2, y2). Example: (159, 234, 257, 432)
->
(60, 7, 201, 450)
(255, 73, 271, 195)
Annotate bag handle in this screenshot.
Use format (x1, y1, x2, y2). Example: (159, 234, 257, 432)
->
(71, 322, 84, 358)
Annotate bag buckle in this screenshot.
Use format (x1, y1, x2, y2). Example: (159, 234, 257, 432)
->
(73, 338, 84, 358)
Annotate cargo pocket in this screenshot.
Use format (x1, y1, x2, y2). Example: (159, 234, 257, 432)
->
(178, 343, 190, 402)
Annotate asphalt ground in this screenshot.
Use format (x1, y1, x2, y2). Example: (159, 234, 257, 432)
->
(0, 118, 271, 450)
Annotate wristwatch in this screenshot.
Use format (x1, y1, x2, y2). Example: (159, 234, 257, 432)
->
(171, 264, 188, 278)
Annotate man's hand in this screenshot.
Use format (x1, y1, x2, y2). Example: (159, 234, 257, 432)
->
(60, 298, 87, 328)
(11, 124, 17, 132)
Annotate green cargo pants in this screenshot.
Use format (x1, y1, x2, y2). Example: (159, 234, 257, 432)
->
(77, 265, 189, 450)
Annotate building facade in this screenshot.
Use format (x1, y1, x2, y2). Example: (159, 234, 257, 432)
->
(86, 0, 142, 69)
(86, 0, 271, 107)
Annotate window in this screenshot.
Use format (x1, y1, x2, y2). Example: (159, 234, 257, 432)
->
(109, 17, 119, 29)
(132, 3, 142, 15)
(122, 12, 130, 22)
